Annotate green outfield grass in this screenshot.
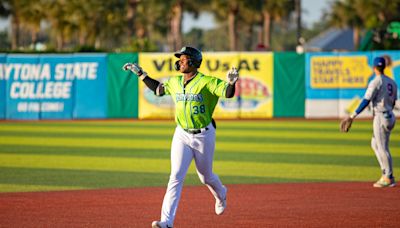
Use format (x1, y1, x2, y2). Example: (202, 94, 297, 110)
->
(0, 119, 399, 193)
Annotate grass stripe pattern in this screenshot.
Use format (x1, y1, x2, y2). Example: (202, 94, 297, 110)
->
(0, 120, 399, 193)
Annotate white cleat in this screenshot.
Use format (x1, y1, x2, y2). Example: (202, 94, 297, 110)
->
(151, 221, 172, 228)
(215, 186, 227, 215)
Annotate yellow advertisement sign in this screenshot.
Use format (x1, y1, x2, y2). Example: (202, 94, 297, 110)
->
(201, 52, 273, 118)
(138, 52, 273, 119)
(311, 56, 372, 88)
(138, 53, 176, 119)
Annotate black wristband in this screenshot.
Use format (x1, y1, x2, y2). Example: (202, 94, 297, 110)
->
(143, 76, 160, 92)
(226, 83, 236, 98)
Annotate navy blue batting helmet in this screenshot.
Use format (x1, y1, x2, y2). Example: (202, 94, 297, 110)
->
(174, 46, 202, 68)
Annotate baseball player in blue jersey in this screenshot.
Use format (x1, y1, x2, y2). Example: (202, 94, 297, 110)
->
(341, 56, 397, 188)
(123, 46, 239, 228)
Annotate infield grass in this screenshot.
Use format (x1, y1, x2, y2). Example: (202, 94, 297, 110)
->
(0, 119, 399, 192)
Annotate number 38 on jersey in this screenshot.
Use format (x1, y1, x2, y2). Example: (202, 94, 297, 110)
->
(193, 104, 206, 114)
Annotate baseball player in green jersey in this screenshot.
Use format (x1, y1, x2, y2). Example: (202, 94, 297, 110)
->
(123, 46, 239, 228)
(341, 56, 397, 188)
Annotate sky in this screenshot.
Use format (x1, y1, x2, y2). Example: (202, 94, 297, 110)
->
(0, 17, 9, 31)
(0, 0, 330, 33)
(301, 0, 330, 28)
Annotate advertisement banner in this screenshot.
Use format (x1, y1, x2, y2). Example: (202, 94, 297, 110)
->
(305, 51, 400, 118)
(1, 54, 107, 119)
(38, 54, 74, 119)
(138, 53, 176, 119)
(138, 52, 273, 119)
(201, 52, 273, 118)
(73, 54, 107, 119)
(306, 52, 371, 118)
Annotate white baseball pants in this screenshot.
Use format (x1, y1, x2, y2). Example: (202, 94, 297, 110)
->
(371, 111, 396, 178)
(160, 123, 226, 227)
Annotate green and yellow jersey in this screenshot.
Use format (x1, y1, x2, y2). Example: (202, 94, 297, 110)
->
(163, 72, 228, 129)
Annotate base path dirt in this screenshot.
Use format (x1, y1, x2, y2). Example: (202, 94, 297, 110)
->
(0, 182, 399, 227)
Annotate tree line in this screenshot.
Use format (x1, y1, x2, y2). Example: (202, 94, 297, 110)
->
(0, 0, 399, 52)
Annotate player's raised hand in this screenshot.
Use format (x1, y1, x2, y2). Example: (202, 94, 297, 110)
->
(227, 67, 239, 85)
(122, 63, 145, 76)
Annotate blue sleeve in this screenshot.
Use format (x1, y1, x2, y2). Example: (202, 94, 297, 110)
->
(355, 99, 370, 114)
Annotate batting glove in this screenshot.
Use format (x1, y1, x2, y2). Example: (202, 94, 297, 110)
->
(122, 63, 148, 80)
(227, 67, 239, 85)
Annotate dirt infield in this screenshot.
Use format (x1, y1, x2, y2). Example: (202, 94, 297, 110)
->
(0, 182, 399, 227)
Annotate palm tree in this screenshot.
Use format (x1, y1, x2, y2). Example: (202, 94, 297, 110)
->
(209, 0, 294, 51)
(169, 0, 183, 51)
(0, 0, 22, 49)
(68, 0, 95, 46)
(168, 0, 211, 51)
(259, 0, 294, 50)
(129, 0, 166, 50)
(41, 0, 126, 51)
(353, 0, 400, 34)
(227, 2, 240, 51)
(19, 0, 46, 49)
(43, 0, 76, 50)
(126, 0, 140, 39)
(98, 0, 126, 49)
(210, 0, 242, 51)
(0, 1, 11, 47)
(238, 1, 259, 50)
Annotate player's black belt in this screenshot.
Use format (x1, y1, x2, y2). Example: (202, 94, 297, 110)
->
(184, 127, 209, 134)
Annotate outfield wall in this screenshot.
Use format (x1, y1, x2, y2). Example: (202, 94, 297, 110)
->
(0, 51, 399, 120)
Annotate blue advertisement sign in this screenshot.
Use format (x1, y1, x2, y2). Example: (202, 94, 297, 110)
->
(73, 54, 107, 119)
(305, 52, 373, 99)
(306, 51, 400, 100)
(0, 54, 107, 119)
(5, 54, 42, 119)
(305, 51, 400, 118)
